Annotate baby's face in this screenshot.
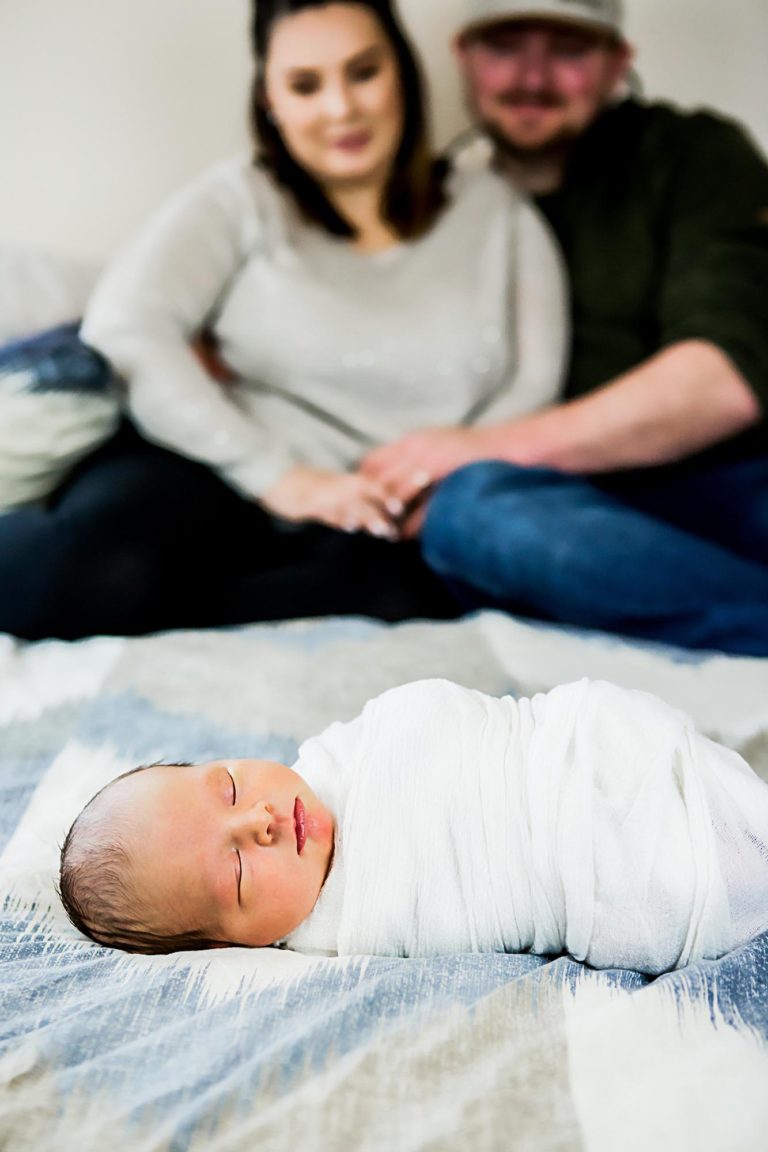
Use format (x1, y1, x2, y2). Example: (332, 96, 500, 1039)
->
(103, 758, 335, 947)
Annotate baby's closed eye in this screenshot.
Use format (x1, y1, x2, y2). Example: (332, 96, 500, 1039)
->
(233, 848, 242, 904)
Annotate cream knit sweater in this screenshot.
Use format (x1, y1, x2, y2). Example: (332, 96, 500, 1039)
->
(82, 156, 567, 498)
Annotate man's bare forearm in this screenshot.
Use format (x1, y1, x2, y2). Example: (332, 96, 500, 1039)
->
(481, 341, 762, 473)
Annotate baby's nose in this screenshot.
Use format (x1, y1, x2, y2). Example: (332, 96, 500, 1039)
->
(240, 800, 275, 846)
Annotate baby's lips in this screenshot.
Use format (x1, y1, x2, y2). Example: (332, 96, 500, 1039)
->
(294, 797, 307, 854)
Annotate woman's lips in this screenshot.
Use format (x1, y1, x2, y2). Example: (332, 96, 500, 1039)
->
(332, 132, 371, 152)
(294, 797, 307, 855)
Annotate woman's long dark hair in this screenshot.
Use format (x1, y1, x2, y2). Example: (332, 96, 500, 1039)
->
(250, 0, 446, 239)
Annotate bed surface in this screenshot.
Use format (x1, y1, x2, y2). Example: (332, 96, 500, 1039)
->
(2, 611, 767, 1150)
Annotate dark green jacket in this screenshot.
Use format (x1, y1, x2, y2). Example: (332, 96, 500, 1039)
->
(534, 98, 768, 466)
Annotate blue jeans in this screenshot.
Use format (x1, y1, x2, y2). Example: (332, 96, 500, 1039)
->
(422, 458, 768, 656)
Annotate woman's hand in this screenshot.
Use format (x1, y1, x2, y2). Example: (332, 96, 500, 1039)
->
(261, 466, 401, 538)
(359, 426, 496, 508)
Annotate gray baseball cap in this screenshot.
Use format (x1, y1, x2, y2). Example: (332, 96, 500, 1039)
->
(457, 0, 625, 40)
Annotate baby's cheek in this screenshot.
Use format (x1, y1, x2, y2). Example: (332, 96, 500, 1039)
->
(285, 877, 318, 932)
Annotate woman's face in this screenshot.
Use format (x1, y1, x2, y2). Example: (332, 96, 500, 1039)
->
(264, 3, 405, 191)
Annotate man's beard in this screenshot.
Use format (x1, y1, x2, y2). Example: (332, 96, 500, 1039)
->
(476, 92, 579, 165)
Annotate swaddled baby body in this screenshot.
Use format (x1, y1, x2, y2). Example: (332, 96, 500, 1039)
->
(59, 679, 768, 973)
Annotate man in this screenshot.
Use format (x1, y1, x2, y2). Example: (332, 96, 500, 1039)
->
(360, 0, 768, 655)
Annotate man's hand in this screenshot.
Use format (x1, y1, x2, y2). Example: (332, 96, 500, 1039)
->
(191, 333, 235, 384)
(261, 466, 400, 538)
(359, 426, 495, 508)
(362, 341, 761, 499)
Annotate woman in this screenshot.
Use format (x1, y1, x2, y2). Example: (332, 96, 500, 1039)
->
(0, 0, 567, 640)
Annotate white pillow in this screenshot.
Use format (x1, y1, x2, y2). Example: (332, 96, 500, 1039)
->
(0, 323, 119, 511)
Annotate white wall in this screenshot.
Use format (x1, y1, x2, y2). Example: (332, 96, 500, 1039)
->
(1, 0, 766, 265)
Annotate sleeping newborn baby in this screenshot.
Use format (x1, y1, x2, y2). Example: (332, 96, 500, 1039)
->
(59, 679, 768, 974)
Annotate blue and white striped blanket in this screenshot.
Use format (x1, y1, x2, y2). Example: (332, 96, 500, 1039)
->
(2, 612, 767, 1151)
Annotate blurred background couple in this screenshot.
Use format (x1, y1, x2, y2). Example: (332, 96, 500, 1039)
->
(2, 0, 767, 654)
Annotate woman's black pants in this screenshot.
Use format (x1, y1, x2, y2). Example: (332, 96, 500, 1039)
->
(0, 424, 459, 641)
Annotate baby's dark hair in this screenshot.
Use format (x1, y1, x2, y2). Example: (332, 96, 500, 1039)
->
(58, 763, 220, 955)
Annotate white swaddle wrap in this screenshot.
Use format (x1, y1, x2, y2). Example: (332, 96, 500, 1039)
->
(292, 679, 768, 973)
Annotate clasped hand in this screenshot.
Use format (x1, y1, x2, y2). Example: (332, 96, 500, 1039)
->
(261, 427, 492, 541)
(261, 466, 403, 539)
(193, 337, 496, 541)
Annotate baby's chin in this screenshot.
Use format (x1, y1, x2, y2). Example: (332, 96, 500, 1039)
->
(323, 822, 336, 881)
